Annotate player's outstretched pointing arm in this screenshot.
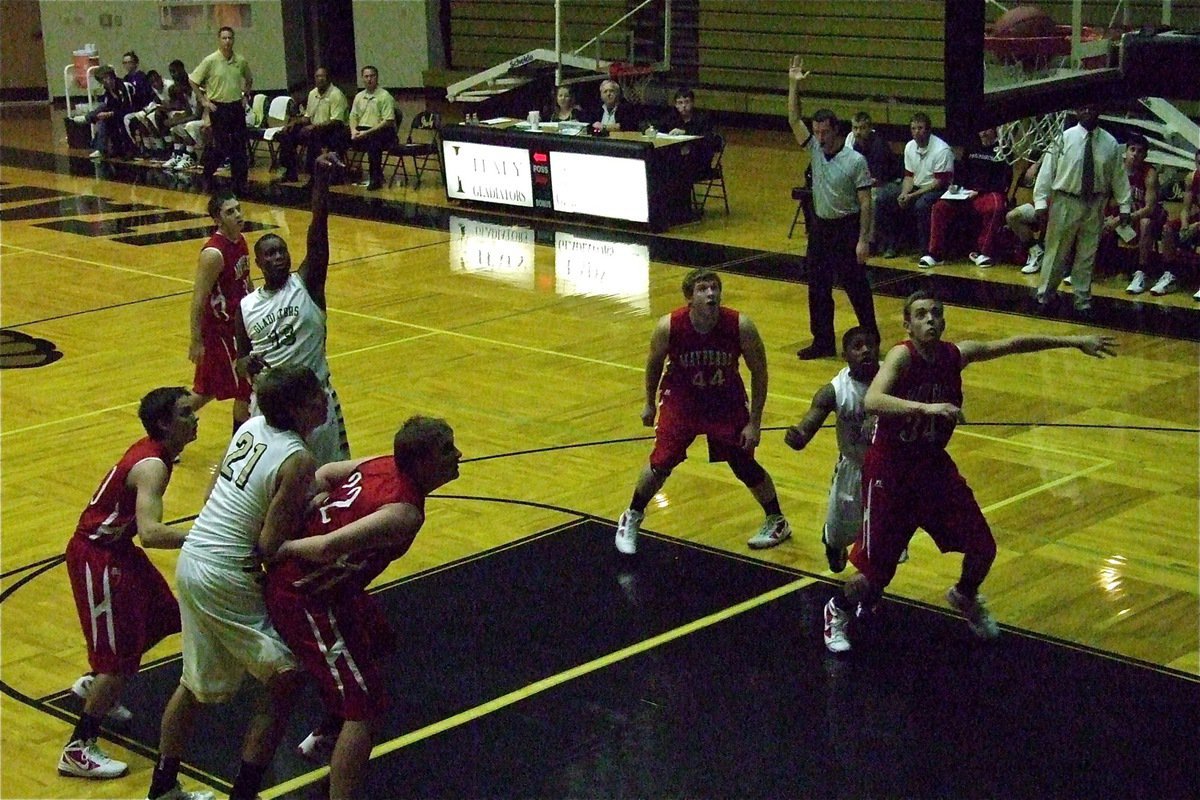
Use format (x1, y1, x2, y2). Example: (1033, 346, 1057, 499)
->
(958, 334, 1118, 367)
(298, 152, 343, 311)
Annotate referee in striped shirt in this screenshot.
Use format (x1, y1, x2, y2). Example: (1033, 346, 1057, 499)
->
(788, 56, 879, 360)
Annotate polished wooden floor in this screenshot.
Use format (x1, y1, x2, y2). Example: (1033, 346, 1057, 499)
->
(1, 103, 1197, 799)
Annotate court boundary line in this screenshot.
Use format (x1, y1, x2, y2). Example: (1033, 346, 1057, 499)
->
(260, 574, 816, 798)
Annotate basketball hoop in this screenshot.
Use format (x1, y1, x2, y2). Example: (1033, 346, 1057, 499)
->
(609, 61, 655, 106)
(985, 24, 1108, 72)
(984, 22, 1107, 165)
(995, 110, 1070, 166)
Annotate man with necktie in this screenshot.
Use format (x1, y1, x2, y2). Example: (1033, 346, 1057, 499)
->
(1033, 103, 1132, 314)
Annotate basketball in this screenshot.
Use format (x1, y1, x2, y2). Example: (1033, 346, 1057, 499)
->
(992, 5, 1058, 38)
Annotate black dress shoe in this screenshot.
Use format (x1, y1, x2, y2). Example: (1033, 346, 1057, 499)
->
(367, 178, 383, 190)
(797, 343, 837, 360)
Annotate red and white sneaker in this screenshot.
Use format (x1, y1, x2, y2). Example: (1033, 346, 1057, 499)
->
(615, 509, 644, 555)
(747, 515, 792, 549)
(946, 586, 1000, 640)
(58, 738, 128, 778)
(823, 598, 851, 653)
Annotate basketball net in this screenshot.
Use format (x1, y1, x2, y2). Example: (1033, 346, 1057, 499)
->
(996, 110, 1070, 165)
(609, 62, 654, 106)
(985, 54, 1069, 166)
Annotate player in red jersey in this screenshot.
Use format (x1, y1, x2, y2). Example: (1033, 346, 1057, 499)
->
(189, 190, 253, 433)
(822, 290, 1117, 653)
(615, 268, 791, 554)
(59, 386, 198, 780)
(264, 416, 461, 798)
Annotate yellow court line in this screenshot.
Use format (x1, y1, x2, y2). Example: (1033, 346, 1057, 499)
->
(260, 575, 815, 799)
(952, 427, 1116, 515)
(981, 460, 1114, 515)
(328, 306, 808, 403)
(955, 426, 1111, 463)
(330, 306, 647, 372)
(0, 243, 193, 284)
(328, 330, 441, 360)
(1, 400, 140, 437)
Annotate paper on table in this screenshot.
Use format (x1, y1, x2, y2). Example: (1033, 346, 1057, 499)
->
(941, 187, 977, 200)
(482, 117, 514, 125)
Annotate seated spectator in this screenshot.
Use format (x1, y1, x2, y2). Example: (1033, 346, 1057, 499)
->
(846, 111, 901, 250)
(1108, 134, 1169, 294)
(348, 64, 397, 190)
(1157, 147, 1199, 299)
(585, 79, 640, 133)
(277, 66, 349, 183)
(649, 87, 716, 169)
(120, 51, 154, 109)
(1007, 154, 1046, 273)
(544, 85, 582, 122)
(85, 66, 138, 159)
(651, 88, 713, 136)
(920, 127, 1012, 268)
(875, 112, 954, 258)
(125, 69, 172, 157)
(161, 59, 205, 171)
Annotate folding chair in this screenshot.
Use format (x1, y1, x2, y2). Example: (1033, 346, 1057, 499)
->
(261, 95, 295, 168)
(692, 134, 729, 215)
(244, 93, 269, 164)
(395, 110, 442, 188)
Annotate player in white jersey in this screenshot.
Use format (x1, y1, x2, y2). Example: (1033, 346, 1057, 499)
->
(237, 152, 349, 465)
(145, 364, 328, 800)
(785, 327, 880, 572)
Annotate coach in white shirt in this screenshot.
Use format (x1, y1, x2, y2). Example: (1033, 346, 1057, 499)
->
(1034, 104, 1131, 313)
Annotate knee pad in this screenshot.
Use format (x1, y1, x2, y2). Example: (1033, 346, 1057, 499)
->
(727, 455, 766, 487)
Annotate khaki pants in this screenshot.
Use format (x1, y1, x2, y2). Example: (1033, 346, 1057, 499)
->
(1038, 191, 1106, 309)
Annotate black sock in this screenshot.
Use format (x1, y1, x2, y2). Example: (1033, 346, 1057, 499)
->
(69, 712, 102, 744)
(761, 497, 782, 517)
(149, 756, 181, 798)
(230, 760, 268, 800)
(629, 490, 651, 514)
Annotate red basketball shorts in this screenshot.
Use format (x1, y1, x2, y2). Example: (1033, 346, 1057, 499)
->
(192, 326, 251, 402)
(66, 536, 181, 675)
(850, 447, 994, 589)
(266, 586, 392, 721)
(650, 399, 752, 471)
